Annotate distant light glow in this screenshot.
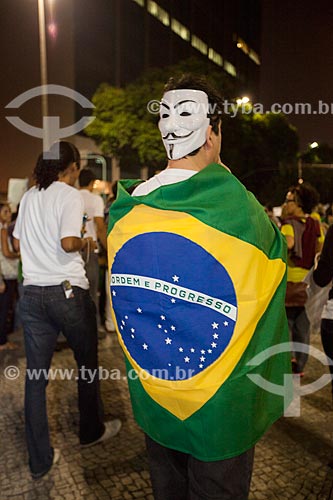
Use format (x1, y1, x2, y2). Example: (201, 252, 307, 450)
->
(236, 96, 250, 105)
(310, 141, 319, 149)
(47, 22, 57, 40)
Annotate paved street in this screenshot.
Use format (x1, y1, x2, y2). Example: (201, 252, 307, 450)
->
(0, 330, 333, 500)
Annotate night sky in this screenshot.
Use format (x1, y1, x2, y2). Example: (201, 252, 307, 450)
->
(1, 0, 333, 193)
(260, 0, 333, 150)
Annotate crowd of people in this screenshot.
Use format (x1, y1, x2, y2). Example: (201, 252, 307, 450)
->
(0, 74, 333, 499)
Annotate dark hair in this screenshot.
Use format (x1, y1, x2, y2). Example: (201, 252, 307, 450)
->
(79, 168, 97, 188)
(288, 182, 320, 214)
(0, 201, 9, 212)
(164, 73, 224, 142)
(33, 141, 80, 190)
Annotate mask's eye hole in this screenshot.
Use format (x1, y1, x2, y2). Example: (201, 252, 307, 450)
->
(180, 111, 191, 116)
(161, 113, 169, 118)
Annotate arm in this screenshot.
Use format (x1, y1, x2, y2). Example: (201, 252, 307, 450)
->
(94, 216, 107, 250)
(313, 225, 333, 287)
(1, 227, 19, 259)
(61, 236, 96, 253)
(60, 191, 97, 253)
(281, 224, 294, 250)
(13, 237, 20, 253)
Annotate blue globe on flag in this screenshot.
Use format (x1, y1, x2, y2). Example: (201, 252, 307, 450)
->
(111, 232, 237, 380)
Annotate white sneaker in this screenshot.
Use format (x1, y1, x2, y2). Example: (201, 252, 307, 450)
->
(81, 419, 122, 448)
(53, 448, 61, 465)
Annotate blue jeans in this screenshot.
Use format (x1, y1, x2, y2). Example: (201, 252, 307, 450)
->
(145, 436, 254, 500)
(20, 285, 105, 477)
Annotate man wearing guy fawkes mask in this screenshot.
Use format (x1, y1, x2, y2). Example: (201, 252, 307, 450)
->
(109, 74, 290, 499)
(132, 76, 228, 195)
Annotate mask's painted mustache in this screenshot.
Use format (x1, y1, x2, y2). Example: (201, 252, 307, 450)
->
(162, 131, 193, 140)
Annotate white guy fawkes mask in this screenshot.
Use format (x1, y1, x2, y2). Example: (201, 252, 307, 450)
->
(158, 89, 210, 160)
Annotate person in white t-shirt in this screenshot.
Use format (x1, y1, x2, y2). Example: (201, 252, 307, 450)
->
(79, 168, 107, 325)
(13, 141, 121, 480)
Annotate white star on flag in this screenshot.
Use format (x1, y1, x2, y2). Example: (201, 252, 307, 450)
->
(171, 298, 176, 303)
(125, 315, 128, 320)
(121, 320, 125, 325)
(165, 337, 172, 344)
(161, 315, 166, 320)
(164, 329, 168, 333)
(158, 324, 162, 329)
(190, 348, 195, 353)
(179, 347, 184, 352)
(208, 349, 212, 353)
(143, 343, 148, 350)
(137, 308, 142, 313)
(112, 290, 116, 296)
(172, 275, 179, 282)
(213, 333, 219, 339)
(212, 322, 219, 329)
(211, 342, 217, 348)
(199, 364, 203, 368)
(201, 350, 206, 354)
(120, 325, 123, 330)
(200, 356, 206, 362)
(171, 325, 176, 331)
(131, 328, 135, 333)
(184, 356, 190, 363)
(131, 334, 135, 339)
(224, 321, 229, 326)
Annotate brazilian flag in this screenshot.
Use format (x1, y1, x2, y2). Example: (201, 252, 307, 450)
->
(108, 163, 291, 461)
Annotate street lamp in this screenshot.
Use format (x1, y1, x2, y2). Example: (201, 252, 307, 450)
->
(37, 0, 50, 146)
(236, 96, 250, 105)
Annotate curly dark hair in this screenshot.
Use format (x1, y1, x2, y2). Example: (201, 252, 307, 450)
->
(289, 182, 320, 214)
(33, 141, 80, 190)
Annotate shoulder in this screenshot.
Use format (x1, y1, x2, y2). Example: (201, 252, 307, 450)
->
(281, 222, 294, 237)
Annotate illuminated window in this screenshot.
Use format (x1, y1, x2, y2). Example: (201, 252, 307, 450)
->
(191, 35, 207, 55)
(249, 49, 260, 65)
(224, 60, 237, 77)
(147, 1, 170, 26)
(208, 48, 223, 67)
(132, 0, 144, 6)
(171, 18, 190, 41)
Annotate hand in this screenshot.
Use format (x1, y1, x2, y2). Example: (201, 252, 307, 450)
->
(314, 252, 321, 270)
(82, 237, 97, 254)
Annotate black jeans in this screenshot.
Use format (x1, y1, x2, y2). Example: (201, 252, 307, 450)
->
(145, 435, 255, 500)
(321, 318, 333, 393)
(20, 285, 105, 476)
(0, 279, 17, 344)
